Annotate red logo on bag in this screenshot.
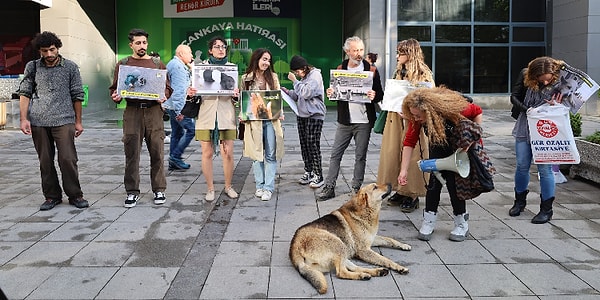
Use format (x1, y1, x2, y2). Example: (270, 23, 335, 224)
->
(536, 119, 558, 138)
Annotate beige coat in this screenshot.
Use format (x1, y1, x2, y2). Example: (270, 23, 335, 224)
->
(240, 72, 284, 161)
(376, 111, 429, 198)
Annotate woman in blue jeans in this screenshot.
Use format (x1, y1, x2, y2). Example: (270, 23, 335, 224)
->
(240, 48, 284, 201)
(510, 56, 564, 224)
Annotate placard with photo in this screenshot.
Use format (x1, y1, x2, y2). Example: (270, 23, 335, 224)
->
(117, 65, 167, 100)
(192, 64, 238, 95)
(240, 90, 282, 121)
(328, 70, 374, 103)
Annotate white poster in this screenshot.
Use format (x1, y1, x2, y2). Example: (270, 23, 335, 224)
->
(379, 80, 432, 112)
(527, 104, 580, 164)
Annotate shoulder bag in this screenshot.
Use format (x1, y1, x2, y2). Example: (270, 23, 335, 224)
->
(181, 95, 202, 118)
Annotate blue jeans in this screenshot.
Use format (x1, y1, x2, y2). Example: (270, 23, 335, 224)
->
(514, 139, 555, 201)
(253, 121, 277, 192)
(167, 109, 195, 159)
(324, 122, 371, 188)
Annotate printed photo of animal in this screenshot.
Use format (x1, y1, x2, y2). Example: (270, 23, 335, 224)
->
(289, 183, 411, 294)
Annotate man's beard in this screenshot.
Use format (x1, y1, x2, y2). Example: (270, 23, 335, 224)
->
(349, 57, 363, 66)
(136, 49, 147, 57)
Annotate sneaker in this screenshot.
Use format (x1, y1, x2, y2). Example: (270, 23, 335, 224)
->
(205, 190, 215, 202)
(316, 185, 335, 201)
(224, 187, 239, 199)
(255, 189, 264, 198)
(124, 194, 139, 208)
(164, 135, 170, 144)
(154, 191, 166, 205)
(40, 198, 62, 211)
(169, 157, 190, 170)
(298, 171, 312, 185)
(387, 193, 404, 206)
(352, 184, 361, 194)
(309, 175, 324, 188)
(261, 190, 272, 201)
(68, 197, 89, 209)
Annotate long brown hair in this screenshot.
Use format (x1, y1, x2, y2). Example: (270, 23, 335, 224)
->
(402, 86, 468, 146)
(524, 56, 564, 90)
(244, 48, 275, 89)
(394, 39, 434, 84)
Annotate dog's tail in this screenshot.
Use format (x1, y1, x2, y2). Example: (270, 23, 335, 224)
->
(289, 240, 328, 294)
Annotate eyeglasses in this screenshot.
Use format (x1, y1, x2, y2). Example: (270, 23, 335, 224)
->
(212, 45, 228, 50)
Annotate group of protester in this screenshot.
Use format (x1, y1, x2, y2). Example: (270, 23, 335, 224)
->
(17, 28, 569, 243)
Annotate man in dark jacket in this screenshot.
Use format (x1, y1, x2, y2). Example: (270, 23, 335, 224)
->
(317, 36, 384, 201)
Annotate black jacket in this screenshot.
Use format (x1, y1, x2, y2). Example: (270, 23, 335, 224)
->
(335, 59, 384, 128)
(510, 68, 528, 119)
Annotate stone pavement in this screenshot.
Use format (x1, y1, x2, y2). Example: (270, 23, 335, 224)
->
(1, 108, 600, 299)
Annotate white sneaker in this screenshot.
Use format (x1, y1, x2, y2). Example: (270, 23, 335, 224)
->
(449, 213, 469, 242)
(153, 191, 166, 205)
(205, 190, 215, 202)
(255, 189, 264, 198)
(418, 211, 437, 241)
(224, 187, 239, 199)
(298, 172, 312, 185)
(164, 135, 170, 144)
(261, 190, 272, 201)
(309, 175, 324, 188)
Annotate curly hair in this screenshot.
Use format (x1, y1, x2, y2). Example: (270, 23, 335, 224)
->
(32, 31, 62, 50)
(402, 86, 469, 146)
(394, 39, 434, 84)
(524, 56, 564, 90)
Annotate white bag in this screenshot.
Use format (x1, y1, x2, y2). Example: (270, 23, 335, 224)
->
(527, 104, 580, 164)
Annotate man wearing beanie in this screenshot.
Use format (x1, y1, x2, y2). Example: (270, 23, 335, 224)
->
(317, 36, 384, 201)
(282, 55, 327, 189)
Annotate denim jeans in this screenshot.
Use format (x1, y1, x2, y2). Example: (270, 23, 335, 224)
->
(324, 122, 371, 188)
(253, 121, 277, 192)
(167, 109, 195, 159)
(514, 139, 555, 200)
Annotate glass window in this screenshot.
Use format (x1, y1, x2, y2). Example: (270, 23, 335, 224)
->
(474, 0, 509, 22)
(435, 47, 471, 93)
(511, 46, 546, 85)
(474, 25, 509, 43)
(436, 0, 470, 21)
(473, 47, 509, 93)
(512, 0, 546, 22)
(398, 26, 432, 42)
(513, 27, 545, 42)
(398, 0, 433, 21)
(436, 25, 470, 43)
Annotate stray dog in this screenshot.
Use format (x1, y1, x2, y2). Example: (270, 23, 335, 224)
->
(289, 183, 411, 294)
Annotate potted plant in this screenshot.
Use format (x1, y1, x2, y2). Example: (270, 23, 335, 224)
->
(570, 130, 600, 184)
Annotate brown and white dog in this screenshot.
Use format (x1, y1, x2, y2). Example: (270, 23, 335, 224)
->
(289, 183, 411, 294)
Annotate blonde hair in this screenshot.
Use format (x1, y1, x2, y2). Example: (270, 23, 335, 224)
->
(524, 56, 564, 90)
(395, 39, 434, 84)
(402, 86, 468, 146)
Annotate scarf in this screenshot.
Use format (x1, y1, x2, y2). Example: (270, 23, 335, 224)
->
(208, 56, 228, 65)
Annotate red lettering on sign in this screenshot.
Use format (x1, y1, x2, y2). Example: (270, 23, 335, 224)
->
(177, 0, 223, 13)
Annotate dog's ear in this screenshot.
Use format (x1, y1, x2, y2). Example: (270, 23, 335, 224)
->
(357, 190, 370, 208)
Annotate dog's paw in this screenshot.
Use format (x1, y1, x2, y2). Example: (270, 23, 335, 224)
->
(378, 269, 389, 276)
(397, 267, 409, 275)
(359, 274, 372, 281)
(400, 244, 412, 251)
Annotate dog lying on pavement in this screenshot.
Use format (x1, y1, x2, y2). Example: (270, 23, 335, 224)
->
(289, 183, 411, 294)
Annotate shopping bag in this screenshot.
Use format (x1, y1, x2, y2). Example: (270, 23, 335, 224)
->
(527, 104, 580, 164)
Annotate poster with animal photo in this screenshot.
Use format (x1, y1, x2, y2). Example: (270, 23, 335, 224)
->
(328, 70, 373, 103)
(117, 65, 167, 100)
(192, 64, 238, 95)
(240, 90, 282, 121)
(551, 63, 600, 114)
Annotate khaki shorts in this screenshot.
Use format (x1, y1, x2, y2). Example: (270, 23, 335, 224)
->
(195, 129, 237, 141)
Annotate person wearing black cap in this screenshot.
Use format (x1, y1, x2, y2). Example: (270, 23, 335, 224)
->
(282, 55, 326, 188)
(317, 36, 384, 201)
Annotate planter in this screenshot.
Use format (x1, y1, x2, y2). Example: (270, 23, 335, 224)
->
(569, 139, 600, 184)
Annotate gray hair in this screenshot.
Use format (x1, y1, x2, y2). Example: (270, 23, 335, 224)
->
(343, 36, 363, 51)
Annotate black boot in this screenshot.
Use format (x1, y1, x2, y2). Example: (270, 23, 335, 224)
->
(531, 197, 554, 224)
(509, 190, 528, 217)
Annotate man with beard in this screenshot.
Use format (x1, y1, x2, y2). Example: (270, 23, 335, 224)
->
(17, 31, 89, 211)
(109, 28, 171, 208)
(316, 36, 384, 201)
